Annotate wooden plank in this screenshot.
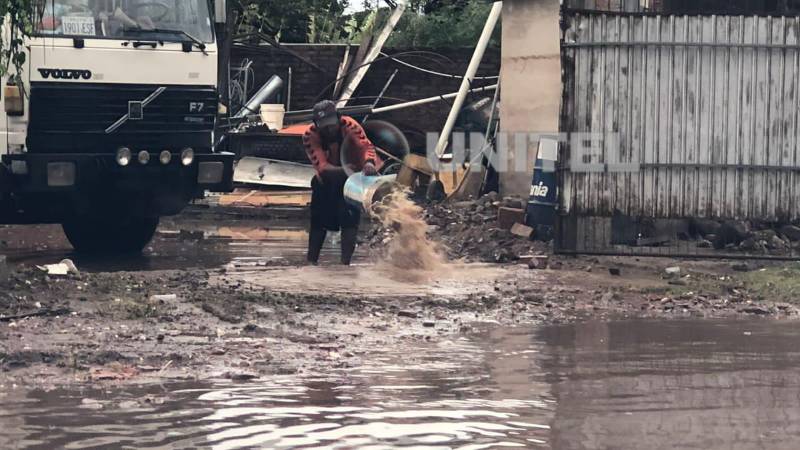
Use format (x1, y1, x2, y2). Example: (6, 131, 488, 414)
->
(219, 189, 311, 208)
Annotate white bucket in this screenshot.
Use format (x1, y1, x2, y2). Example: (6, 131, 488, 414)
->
(259, 104, 285, 130)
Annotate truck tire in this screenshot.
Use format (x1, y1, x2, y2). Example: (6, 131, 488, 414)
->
(62, 216, 159, 255)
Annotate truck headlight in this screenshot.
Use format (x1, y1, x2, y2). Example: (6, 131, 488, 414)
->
(180, 148, 195, 166)
(47, 162, 76, 187)
(159, 150, 172, 165)
(116, 147, 132, 167)
(138, 150, 150, 165)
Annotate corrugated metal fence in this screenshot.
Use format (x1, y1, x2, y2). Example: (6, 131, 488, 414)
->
(558, 11, 800, 257)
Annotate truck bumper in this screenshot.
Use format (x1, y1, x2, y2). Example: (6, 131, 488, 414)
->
(0, 152, 235, 222)
(2, 152, 235, 194)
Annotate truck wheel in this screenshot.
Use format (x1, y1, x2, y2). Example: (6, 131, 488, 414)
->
(62, 216, 159, 254)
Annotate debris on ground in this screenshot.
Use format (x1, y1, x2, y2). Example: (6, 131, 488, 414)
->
(368, 192, 550, 263)
(37, 259, 80, 277)
(89, 365, 139, 382)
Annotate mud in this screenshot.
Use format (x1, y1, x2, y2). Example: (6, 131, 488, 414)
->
(2, 213, 800, 389)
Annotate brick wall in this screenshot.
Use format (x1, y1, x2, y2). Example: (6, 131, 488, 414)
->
(230, 44, 501, 144)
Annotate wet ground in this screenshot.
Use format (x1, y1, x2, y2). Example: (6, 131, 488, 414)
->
(4, 318, 800, 449)
(0, 216, 325, 272)
(4, 213, 800, 448)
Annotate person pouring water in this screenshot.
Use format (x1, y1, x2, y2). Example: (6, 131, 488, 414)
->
(303, 101, 381, 266)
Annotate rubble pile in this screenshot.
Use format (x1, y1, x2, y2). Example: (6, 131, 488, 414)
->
(368, 192, 550, 263)
(691, 219, 800, 254)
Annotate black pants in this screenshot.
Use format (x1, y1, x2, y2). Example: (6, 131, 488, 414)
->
(310, 172, 361, 231)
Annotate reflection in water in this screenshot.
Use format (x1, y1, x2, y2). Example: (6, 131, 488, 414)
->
(0, 218, 359, 272)
(5, 320, 800, 449)
(2, 335, 553, 449)
(541, 320, 800, 450)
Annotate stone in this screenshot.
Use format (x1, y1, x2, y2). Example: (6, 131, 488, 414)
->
(767, 235, 788, 250)
(0, 255, 7, 285)
(731, 263, 750, 272)
(510, 223, 535, 239)
(697, 239, 713, 249)
(691, 218, 721, 237)
(493, 248, 515, 263)
(482, 191, 499, 203)
(527, 256, 550, 270)
(739, 238, 762, 252)
(714, 220, 750, 249)
(741, 306, 770, 315)
(398, 310, 419, 319)
(422, 321, 436, 328)
(780, 224, 800, 242)
(599, 292, 616, 304)
(502, 197, 525, 209)
(664, 266, 682, 279)
(608, 267, 621, 276)
(497, 207, 526, 230)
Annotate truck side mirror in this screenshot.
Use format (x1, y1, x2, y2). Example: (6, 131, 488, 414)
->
(214, 0, 226, 24)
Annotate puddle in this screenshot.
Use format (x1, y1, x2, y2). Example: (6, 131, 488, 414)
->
(4, 319, 800, 449)
(0, 218, 363, 272)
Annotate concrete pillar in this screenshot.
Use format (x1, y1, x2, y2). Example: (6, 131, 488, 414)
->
(499, 0, 562, 197)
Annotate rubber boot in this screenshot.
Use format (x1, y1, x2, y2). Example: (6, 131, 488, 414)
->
(341, 228, 358, 266)
(307, 228, 327, 265)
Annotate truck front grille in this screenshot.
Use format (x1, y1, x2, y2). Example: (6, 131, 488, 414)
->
(27, 82, 217, 154)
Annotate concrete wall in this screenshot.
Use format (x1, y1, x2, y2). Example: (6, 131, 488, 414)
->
(499, 0, 562, 197)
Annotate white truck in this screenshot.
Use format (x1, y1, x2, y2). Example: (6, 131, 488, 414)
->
(0, 0, 233, 253)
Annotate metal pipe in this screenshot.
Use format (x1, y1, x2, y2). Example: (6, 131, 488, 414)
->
(234, 75, 284, 119)
(372, 84, 498, 114)
(363, 69, 399, 123)
(282, 84, 497, 121)
(433, 1, 502, 158)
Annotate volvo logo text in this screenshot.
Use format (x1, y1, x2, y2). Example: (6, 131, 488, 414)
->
(38, 68, 92, 80)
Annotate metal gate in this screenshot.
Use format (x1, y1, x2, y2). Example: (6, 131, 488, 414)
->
(557, 5, 800, 258)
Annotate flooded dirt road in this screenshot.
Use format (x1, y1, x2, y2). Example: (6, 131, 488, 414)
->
(0, 216, 353, 272)
(4, 318, 800, 449)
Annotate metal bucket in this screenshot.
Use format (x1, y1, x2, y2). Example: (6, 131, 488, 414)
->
(344, 173, 397, 213)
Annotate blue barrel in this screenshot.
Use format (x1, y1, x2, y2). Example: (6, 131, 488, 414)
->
(526, 155, 558, 240)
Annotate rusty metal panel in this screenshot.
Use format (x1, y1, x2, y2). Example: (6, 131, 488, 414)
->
(561, 12, 800, 222)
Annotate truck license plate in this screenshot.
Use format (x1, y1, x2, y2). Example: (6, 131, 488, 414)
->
(61, 16, 96, 36)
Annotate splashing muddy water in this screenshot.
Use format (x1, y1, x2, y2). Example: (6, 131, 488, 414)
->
(372, 190, 450, 282)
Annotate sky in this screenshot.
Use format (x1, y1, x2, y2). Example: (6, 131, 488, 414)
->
(345, 2, 372, 14)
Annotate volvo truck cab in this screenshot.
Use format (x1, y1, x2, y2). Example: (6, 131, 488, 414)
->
(0, 0, 233, 253)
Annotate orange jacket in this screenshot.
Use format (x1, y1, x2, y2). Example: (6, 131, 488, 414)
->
(302, 116, 379, 176)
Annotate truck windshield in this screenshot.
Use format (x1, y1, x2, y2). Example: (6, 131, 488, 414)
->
(35, 0, 214, 43)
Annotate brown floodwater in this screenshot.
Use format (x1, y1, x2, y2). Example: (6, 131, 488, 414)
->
(0, 217, 361, 272)
(3, 318, 800, 449)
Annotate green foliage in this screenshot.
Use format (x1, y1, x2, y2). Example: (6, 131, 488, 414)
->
(0, 0, 37, 81)
(386, 0, 500, 48)
(233, 0, 498, 47)
(233, 0, 358, 43)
